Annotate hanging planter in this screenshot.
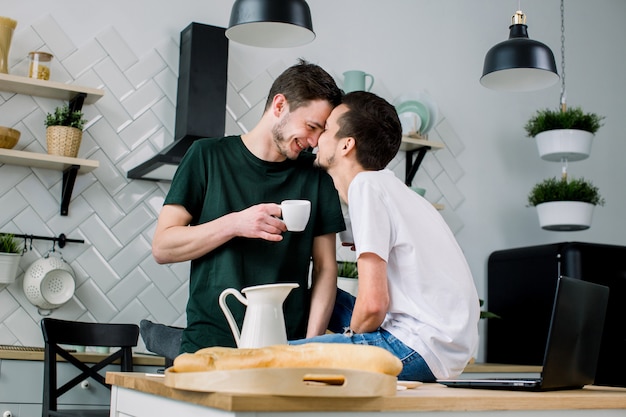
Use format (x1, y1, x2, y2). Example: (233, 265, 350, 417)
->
(528, 177, 605, 231)
(524, 107, 605, 161)
(524, 1, 606, 232)
(0, 252, 21, 284)
(534, 129, 594, 162)
(536, 201, 595, 231)
(0, 233, 23, 285)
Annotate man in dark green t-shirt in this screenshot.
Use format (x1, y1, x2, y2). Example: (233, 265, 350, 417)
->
(152, 60, 345, 353)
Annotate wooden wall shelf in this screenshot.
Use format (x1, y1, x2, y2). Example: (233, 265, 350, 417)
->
(0, 148, 99, 216)
(400, 135, 445, 152)
(0, 73, 104, 104)
(392, 133, 446, 210)
(0, 148, 98, 173)
(400, 133, 445, 186)
(0, 74, 104, 215)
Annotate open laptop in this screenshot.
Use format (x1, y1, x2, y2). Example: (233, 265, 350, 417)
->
(438, 276, 609, 391)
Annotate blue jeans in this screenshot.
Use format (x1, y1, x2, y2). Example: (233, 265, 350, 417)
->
(290, 288, 436, 382)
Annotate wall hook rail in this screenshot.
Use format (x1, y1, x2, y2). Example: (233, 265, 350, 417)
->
(5, 233, 84, 250)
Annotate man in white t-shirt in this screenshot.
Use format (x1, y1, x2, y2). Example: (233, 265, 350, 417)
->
(289, 91, 479, 381)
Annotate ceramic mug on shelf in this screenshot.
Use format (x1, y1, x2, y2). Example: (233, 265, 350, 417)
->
(343, 70, 374, 93)
(410, 186, 426, 197)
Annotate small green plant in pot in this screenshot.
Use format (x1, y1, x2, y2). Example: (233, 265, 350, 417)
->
(45, 105, 87, 130)
(337, 261, 358, 296)
(337, 261, 358, 278)
(528, 176, 605, 231)
(525, 107, 605, 162)
(479, 299, 500, 320)
(44, 105, 87, 158)
(0, 233, 23, 285)
(0, 233, 21, 254)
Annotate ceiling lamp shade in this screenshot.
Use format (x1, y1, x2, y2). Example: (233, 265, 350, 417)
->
(481, 10, 559, 92)
(226, 0, 315, 48)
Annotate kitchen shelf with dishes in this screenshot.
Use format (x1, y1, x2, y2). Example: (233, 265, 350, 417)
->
(0, 72, 104, 215)
(400, 132, 445, 210)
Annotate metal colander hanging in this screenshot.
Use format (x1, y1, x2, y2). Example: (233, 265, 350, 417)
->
(23, 251, 75, 311)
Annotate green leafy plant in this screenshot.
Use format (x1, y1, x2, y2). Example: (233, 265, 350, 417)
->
(44, 105, 87, 130)
(0, 233, 22, 254)
(524, 107, 605, 138)
(337, 261, 358, 278)
(480, 299, 500, 320)
(527, 177, 605, 207)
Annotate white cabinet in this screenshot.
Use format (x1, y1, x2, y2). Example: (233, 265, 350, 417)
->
(0, 358, 160, 416)
(0, 403, 40, 417)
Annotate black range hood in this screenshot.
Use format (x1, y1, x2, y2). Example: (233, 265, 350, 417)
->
(127, 22, 229, 181)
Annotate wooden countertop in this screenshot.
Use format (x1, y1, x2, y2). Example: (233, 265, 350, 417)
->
(0, 346, 165, 367)
(0, 346, 533, 374)
(0, 346, 531, 375)
(106, 371, 626, 413)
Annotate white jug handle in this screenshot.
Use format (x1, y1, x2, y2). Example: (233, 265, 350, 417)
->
(218, 288, 248, 347)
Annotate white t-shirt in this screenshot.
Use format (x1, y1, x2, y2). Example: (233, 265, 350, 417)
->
(348, 169, 479, 379)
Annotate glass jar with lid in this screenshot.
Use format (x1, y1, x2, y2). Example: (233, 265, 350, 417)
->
(28, 51, 53, 80)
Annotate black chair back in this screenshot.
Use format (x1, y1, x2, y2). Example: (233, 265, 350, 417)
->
(41, 318, 139, 417)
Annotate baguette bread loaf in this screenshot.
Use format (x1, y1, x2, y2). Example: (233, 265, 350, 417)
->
(172, 343, 403, 376)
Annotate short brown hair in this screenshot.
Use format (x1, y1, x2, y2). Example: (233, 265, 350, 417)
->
(264, 58, 343, 112)
(336, 91, 402, 170)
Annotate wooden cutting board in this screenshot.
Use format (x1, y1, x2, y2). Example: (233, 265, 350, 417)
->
(164, 367, 397, 397)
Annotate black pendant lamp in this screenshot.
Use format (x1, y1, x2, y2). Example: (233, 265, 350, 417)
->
(481, 10, 559, 92)
(226, 0, 315, 48)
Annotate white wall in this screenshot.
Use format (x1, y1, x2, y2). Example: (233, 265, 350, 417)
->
(1, 0, 625, 359)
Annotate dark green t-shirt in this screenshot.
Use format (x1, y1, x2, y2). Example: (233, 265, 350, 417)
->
(164, 136, 345, 353)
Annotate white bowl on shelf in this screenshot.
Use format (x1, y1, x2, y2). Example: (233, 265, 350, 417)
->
(394, 91, 439, 136)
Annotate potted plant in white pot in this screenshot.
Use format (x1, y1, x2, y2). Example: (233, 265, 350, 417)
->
(0, 233, 22, 285)
(527, 176, 605, 231)
(524, 107, 605, 162)
(479, 299, 500, 320)
(44, 104, 87, 158)
(337, 260, 358, 296)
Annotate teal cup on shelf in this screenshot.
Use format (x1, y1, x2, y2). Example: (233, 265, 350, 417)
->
(410, 187, 427, 197)
(343, 70, 374, 93)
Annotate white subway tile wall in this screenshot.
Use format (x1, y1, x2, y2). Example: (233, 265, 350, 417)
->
(0, 15, 465, 349)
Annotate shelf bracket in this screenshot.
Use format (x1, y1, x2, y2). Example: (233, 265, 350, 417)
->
(405, 147, 430, 185)
(69, 92, 86, 113)
(61, 165, 80, 216)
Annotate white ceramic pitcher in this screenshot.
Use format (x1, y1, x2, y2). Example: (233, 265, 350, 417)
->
(219, 282, 299, 348)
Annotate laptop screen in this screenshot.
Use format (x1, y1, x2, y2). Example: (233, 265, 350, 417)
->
(540, 276, 610, 390)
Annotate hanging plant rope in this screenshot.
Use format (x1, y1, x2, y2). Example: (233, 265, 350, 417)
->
(559, 0, 568, 177)
(560, 0, 567, 112)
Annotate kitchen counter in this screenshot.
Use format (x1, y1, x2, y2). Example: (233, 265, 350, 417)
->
(0, 345, 165, 366)
(106, 371, 626, 416)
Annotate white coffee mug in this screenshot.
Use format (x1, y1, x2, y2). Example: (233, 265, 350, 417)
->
(281, 200, 311, 232)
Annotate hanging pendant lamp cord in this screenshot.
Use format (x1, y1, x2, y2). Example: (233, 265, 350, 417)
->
(559, 0, 568, 177)
(560, 0, 566, 112)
